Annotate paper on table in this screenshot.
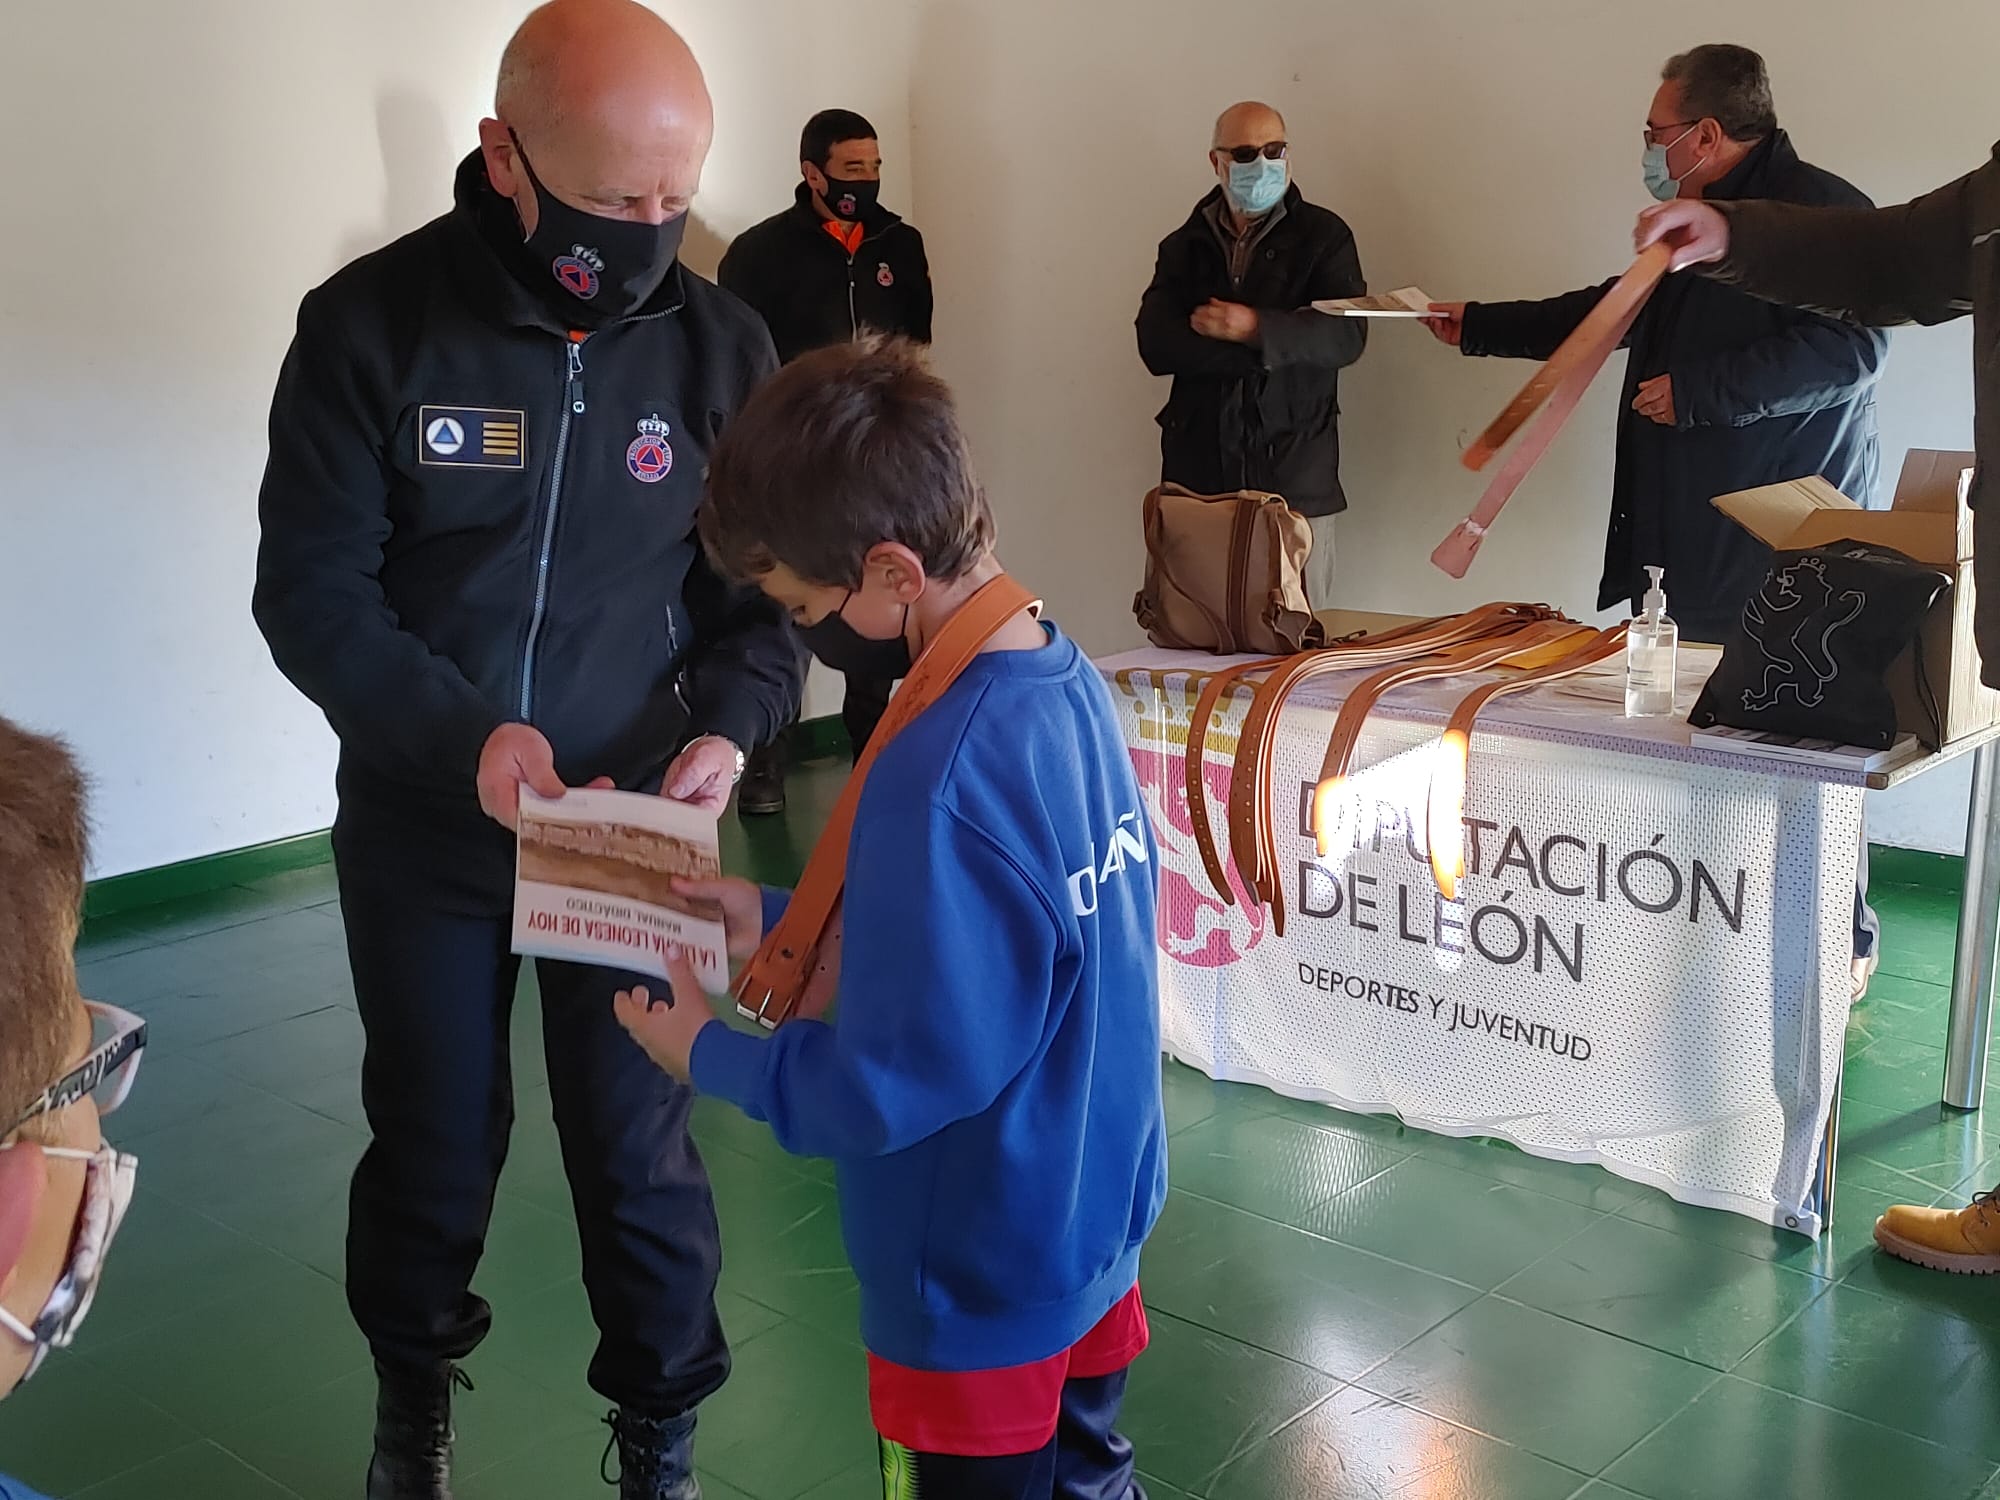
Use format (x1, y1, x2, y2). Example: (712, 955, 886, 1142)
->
(1311, 286, 1437, 317)
(512, 787, 730, 992)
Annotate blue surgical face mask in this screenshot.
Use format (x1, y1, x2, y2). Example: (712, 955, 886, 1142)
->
(1642, 124, 1702, 202)
(1223, 156, 1288, 217)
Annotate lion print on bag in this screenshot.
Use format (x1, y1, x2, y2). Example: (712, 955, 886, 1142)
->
(1740, 556, 1866, 711)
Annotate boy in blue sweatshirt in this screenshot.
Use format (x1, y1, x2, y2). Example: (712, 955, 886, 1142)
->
(613, 335, 1166, 1499)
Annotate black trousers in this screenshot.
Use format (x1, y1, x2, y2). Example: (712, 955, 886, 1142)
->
(841, 674, 895, 759)
(877, 1371, 1142, 1500)
(337, 864, 727, 1416)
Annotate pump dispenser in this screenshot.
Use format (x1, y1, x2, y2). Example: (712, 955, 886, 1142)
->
(1625, 565, 1678, 717)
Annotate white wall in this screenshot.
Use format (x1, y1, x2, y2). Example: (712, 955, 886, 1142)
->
(0, 0, 910, 877)
(1, 0, 1992, 875)
(908, 0, 1995, 853)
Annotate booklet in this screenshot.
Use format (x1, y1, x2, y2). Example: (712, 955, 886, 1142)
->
(512, 787, 730, 991)
(1311, 286, 1437, 317)
(1689, 725, 1923, 774)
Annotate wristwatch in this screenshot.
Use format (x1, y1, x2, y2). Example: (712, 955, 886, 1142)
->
(693, 736, 746, 784)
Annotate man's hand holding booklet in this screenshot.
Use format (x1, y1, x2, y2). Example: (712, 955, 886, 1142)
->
(510, 786, 731, 992)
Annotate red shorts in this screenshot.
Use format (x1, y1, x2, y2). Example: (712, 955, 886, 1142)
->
(867, 1286, 1149, 1458)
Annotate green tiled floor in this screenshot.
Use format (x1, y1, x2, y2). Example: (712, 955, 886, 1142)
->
(6, 764, 2000, 1498)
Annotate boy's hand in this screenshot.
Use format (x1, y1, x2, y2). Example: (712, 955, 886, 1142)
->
(673, 876, 765, 960)
(613, 950, 717, 1083)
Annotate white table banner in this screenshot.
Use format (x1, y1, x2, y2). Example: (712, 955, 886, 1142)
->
(1108, 662, 1861, 1236)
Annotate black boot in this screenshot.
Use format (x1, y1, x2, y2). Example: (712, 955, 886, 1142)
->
(601, 1408, 700, 1500)
(736, 743, 786, 818)
(366, 1362, 469, 1500)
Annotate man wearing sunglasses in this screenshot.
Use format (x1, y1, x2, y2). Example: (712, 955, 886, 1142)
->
(1137, 101, 1368, 608)
(0, 717, 146, 1500)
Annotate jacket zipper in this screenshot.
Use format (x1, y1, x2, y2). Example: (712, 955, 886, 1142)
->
(847, 249, 858, 339)
(518, 335, 586, 720)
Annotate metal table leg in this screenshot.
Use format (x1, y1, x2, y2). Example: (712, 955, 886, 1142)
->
(1944, 743, 2000, 1110)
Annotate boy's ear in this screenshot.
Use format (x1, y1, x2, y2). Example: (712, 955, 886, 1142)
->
(863, 541, 930, 600)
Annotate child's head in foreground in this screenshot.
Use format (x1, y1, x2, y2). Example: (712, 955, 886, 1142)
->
(701, 335, 999, 648)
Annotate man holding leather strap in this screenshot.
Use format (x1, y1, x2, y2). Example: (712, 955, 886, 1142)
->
(1430, 44, 1886, 643)
(1640, 138, 2000, 1282)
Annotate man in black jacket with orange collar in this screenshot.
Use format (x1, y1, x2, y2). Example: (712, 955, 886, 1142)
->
(1136, 101, 1368, 610)
(720, 109, 933, 813)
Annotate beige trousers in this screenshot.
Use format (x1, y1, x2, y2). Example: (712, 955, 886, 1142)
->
(1304, 512, 1338, 610)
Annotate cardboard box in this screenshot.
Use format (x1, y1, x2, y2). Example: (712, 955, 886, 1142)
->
(1712, 450, 1993, 745)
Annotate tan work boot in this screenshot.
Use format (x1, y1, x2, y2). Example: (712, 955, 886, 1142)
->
(1874, 1187, 2000, 1274)
(1851, 952, 1879, 1001)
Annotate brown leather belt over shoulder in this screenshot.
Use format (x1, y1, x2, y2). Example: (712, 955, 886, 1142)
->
(1182, 605, 1624, 935)
(734, 574, 1041, 1030)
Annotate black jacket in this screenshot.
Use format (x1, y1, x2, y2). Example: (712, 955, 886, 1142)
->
(1714, 142, 2000, 680)
(1136, 184, 1367, 518)
(717, 185, 932, 363)
(1461, 131, 1887, 638)
(254, 152, 801, 907)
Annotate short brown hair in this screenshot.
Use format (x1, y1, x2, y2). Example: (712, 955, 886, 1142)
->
(0, 718, 89, 1134)
(1662, 44, 1776, 143)
(701, 335, 995, 587)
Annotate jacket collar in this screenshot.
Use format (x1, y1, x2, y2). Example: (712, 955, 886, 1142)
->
(1704, 129, 1796, 203)
(1184, 180, 1306, 234)
(787, 180, 904, 241)
(449, 149, 687, 334)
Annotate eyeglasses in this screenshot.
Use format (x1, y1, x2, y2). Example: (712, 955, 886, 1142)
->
(1217, 142, 1288, 164)
(13, 1002, 148, 1132)
(1642, 121, 1698, 146)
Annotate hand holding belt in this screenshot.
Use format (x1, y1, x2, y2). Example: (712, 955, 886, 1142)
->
(1425, 624, 1629, 899)
(733, 574, 1041, 1029)
(1433, 244, 1674, 579)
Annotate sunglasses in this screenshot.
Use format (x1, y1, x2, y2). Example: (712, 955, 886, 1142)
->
(13, 1002, 148, 1131)
(1218, 142, 1288, 164)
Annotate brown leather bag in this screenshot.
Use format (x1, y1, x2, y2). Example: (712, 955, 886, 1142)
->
(1135, 484, 1326, 654)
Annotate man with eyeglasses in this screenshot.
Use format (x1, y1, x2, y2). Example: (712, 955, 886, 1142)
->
(1426, 44, 1887, 1001)
(1137, 101, 1368, 607)
(1638, 139, 2000, 1277)
(0, 717, 146, 1500)
(1426, 44, 1885, 645)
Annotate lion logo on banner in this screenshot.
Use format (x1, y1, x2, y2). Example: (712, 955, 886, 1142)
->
(1740, 555, 1865, 712)
(1129, 747, 1265, 968)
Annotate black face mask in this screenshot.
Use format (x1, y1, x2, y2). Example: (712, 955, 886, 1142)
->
(799, 594, 912, 680)
(509, 131, 685, 318)
(819, 174, 881, 223)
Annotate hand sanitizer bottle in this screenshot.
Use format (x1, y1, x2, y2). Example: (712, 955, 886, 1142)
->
(1625, 565, 1678, 718)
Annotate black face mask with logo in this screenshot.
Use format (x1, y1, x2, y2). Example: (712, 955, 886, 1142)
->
(509, 130, 685, 321)
(819, 174, 881, 224)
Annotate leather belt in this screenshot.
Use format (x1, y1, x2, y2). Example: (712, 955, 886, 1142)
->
(1178, 604, 1569, 934)
(733, 573, 1041, 1029)
(1425, 624, 1629, 899)
(1433, 245, 1673, 578)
